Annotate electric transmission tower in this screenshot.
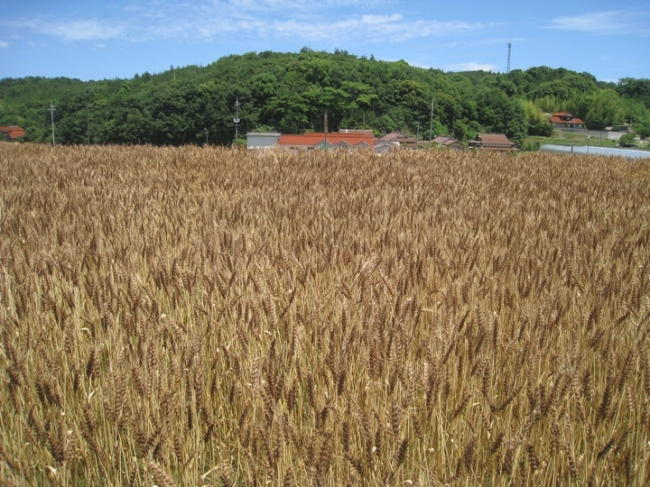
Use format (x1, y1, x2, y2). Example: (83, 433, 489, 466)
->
(507, 41, 512, 74)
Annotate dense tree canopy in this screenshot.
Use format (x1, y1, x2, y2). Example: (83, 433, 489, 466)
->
(1, 50, 649, 147)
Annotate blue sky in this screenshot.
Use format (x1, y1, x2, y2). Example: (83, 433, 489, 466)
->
(1, 0, 648, 82)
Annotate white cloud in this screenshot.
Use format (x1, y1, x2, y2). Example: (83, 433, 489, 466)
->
(11, 18, 128, 41)
(6, 1, 490, 45)
(445, 62, 497, 72)
(0, 41, 9, 48)
(47, 20, 128, 41)
(548, 10, 650, 36)
(360, 14, 402, 25)
(221, 0, 388, 9)
(268, 16, 489, 42)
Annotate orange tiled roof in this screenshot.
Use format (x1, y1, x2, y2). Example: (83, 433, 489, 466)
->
(278, 132, 374, 147)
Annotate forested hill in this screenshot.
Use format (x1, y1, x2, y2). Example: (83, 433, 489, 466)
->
(1, 49, 649, 147)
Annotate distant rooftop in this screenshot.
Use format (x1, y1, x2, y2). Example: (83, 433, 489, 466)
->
(0, 125, 26, 139)
(278, 132, 374, 148)
(468, 133, 517, 151)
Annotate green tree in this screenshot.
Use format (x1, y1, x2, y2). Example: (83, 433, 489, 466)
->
(3, 50, 649, 148)
(452, 120, 470, 141)
(617, 78, 650, 107)
(262, 93, 309, 134)
(530, 80, 570, 100)
(635, 120, 650, 139)
(584, 90, 625, 130)
(521, 99, 553, 136)
(618, 132, 636, 147)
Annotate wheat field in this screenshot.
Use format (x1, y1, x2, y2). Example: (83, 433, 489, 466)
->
(0, 143, 649, 486)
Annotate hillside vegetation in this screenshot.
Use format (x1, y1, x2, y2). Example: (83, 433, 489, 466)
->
(1, 144, 649, 486)
(1, 49, 650, 147)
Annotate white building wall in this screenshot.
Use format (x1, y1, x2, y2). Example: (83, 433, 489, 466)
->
(247, 133, 281, 149)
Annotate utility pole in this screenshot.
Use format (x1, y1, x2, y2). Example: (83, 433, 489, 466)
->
(205, 128, 209, 145)
(324, 110, 328, 148)
(416, 121, 420, 148)
(429, 97, 435, 145)
(47, 101, 56, 147)
(233, 97, 240, 144)
(86, 103, 92, 144)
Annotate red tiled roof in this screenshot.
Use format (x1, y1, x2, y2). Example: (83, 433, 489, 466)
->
(0, 126, 25, 139)
(549, 112, 584, 125)
(549, 116, 584, 125)
(278, 132, 374, 147)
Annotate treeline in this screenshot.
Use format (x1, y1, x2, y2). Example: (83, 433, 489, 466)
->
(1, 48, 650, 147)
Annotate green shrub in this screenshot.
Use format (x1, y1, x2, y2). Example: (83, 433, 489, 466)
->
(619, 132, 637, 147)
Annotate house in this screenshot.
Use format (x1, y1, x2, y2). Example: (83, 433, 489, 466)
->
(278, 131, 375, 150)
(550, 112, 584, 129)
(0, 125, 26, 140)
(468, 134, 517, 152)
(374, 139, 399, 153)
(246, 132, 282, 149)
(433, 136, 463, 150)
(380, 132, 417, 149)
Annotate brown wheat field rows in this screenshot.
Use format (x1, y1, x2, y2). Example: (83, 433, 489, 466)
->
(1, 143, 649, 486)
